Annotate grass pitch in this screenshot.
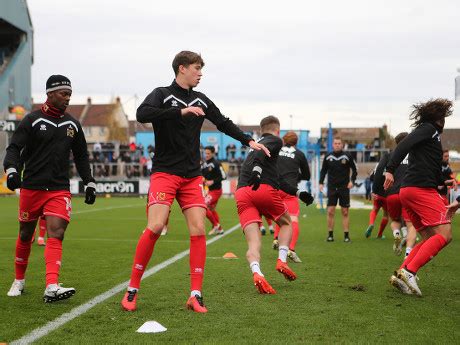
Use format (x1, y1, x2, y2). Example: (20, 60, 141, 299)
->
(0, 196, 459, 344)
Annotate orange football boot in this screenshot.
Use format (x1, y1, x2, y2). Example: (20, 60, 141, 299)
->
(253, 273, 276, 294)
(276, 259, 297, 281)
(121, 290, 138, 311)
(186, 295, 208, 313)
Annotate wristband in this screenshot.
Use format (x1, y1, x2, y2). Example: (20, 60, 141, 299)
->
(252, 166, 262, 174)
(6, 167, 17, 175)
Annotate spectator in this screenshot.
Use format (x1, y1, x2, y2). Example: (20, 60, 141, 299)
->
(93, 141, 102, 153)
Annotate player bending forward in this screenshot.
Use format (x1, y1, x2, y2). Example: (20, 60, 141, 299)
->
(235, 116, 314, 294)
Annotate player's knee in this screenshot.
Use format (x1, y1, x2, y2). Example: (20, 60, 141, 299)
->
(19, 230, 34, 242)
(147, 223, 165, 235)
(341, 208, 349, 216)
(277, 214, 291, 227)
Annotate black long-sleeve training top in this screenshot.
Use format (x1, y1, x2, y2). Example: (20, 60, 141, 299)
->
(3, 110, 93, 190)
(237, 133, 283, 190)
(201, 157, 226, 190)
(386, 122, 442, 189)
(386, 152, 408, 196)
(277, 145, 311, 190)
(319, 151, 357, 188)
(137, 80, 252, 178)
(372, 152, 389, 197)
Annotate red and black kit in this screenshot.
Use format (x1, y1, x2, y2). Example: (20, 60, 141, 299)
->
(3, 103, 93, 190)
(201, 157, 226, 191)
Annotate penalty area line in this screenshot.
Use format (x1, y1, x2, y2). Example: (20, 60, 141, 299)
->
(11, 222, 241, 345)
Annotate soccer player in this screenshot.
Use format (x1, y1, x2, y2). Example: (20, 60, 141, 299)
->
(235, 116, 314, 294)
(121, 51, 269, 312)
(272, 131, 311, 263)
(381, 132, 412, 255)
(319, 137, 357, 242)
(386, 99, 455, 296)
(365, 158, 389, 239)
(438, 149, 457, 205)
(202, 146, 226, 235)
(4, 75, 96, 302)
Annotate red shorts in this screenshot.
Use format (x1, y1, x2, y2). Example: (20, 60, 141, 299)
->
(373, 194, 387, 211)
(386, 194, 409, 222)
(278, 190, 300, 217)
(235, 184, 288, 230)
(399, 187, 450, 231)
(205, 189, 222, 209)
(19, 189, 72, 222)
(147, 172, 206, 211)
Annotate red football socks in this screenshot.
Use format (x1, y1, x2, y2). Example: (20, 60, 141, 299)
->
(128, 229, 160, 289)
(377, 217, 388, 237)
(44, 237, 62, 286)
(14, 236, 32, 280)
(405, 234, 448, 273)
(211, 210, 220, 225)
(205, 208, 218, 227)
(369, 209, 378, 225)
(190, 235, 206, 292)
(289, 221, 299, 251)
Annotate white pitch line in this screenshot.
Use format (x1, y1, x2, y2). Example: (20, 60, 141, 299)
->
(11, 223, 241, 345)
(72, 204, 141, 214)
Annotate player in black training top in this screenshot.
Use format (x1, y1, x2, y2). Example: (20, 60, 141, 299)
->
(385, 99, 458, 296)
(319, 137, 357, 242)
(120, 51, 269, 313)
(202, 146, 226, 235)
(438, 149, 457, 204)
(4, 75, 96, 302)
(235, 116, 313, 294)
(364, 154, 389, 239)
(272, 131, 310, 263)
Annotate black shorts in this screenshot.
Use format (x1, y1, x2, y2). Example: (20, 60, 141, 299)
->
(327, 187, 350, 208)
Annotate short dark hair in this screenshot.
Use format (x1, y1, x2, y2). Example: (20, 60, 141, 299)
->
(394, 132, 408, 144)
(260, 115, 280, 132)
(443, 149, 449, 154)
(333, 136, 342, 142)
(172, 51, 204, 76)
(409, 98, 453, 128)
(204, 146, 215, 153)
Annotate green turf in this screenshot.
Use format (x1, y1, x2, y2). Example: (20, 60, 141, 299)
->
(0, 196, 459, 344)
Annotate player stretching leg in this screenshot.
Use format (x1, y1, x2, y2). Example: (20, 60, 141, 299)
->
(385, 99, 455, 296)
(235, 117, 313, 293)
(121, 51, 268, 312)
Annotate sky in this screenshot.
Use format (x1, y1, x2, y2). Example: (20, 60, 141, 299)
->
(28, 0, 460, 137)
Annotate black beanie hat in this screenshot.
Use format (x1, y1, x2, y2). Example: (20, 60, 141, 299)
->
(46, 75, 72, 93)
